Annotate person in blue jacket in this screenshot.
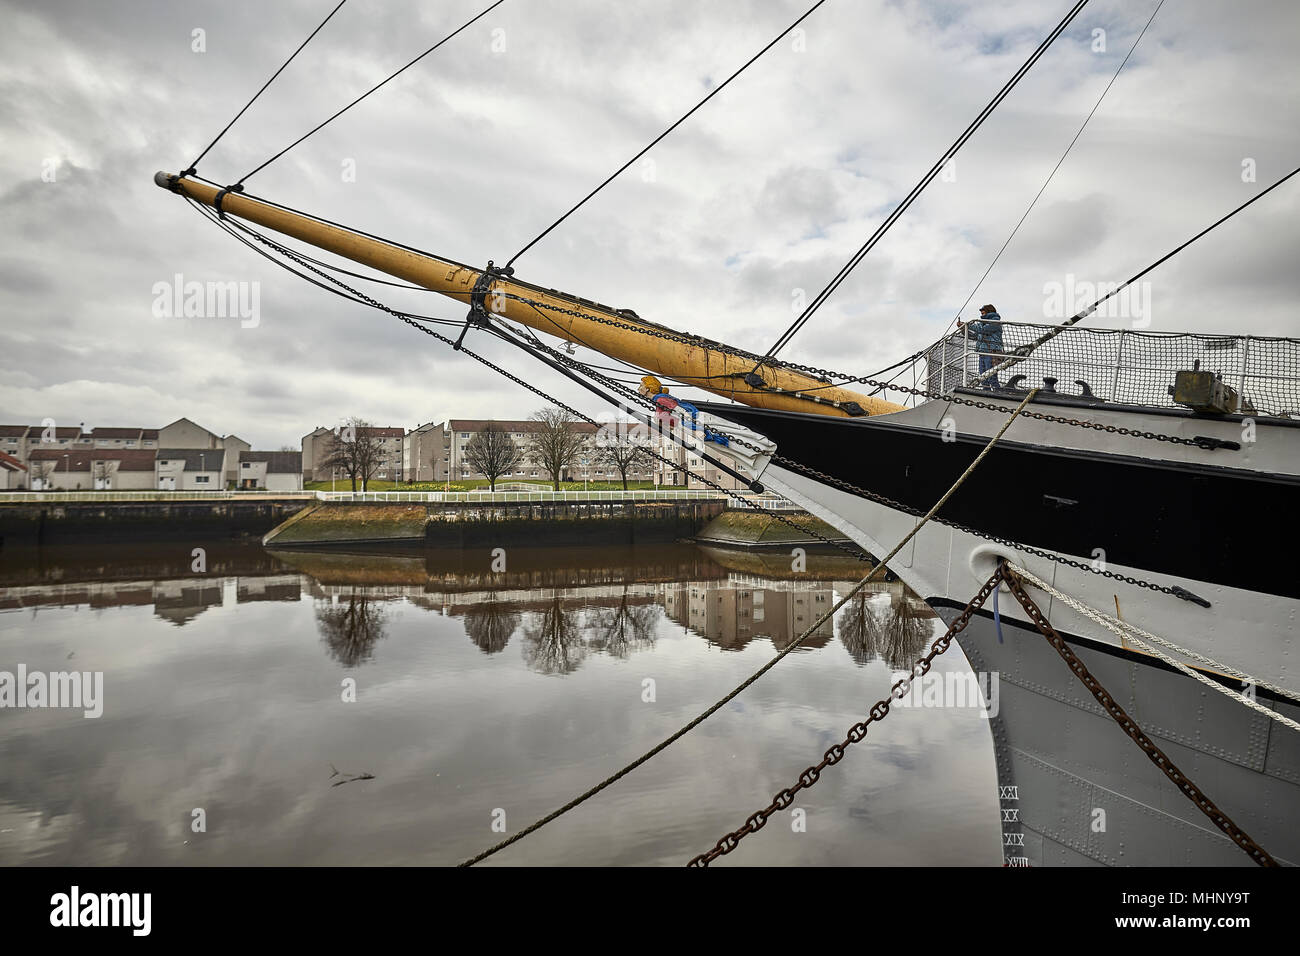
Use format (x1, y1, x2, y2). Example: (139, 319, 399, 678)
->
(958, 303, 1004, 387)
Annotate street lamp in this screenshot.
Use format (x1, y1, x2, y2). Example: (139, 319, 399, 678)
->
(62, 453, 69, 490)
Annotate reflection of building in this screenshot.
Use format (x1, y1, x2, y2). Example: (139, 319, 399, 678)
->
(661, 579, 836, 650)
(0, 574, 301, 620)
(152, 581, 224, 626)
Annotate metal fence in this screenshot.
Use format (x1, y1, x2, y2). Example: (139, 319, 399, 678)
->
(0, 488, 758, 504)
(917, 322, 1300, 416)
(0, 490, 317, 503)
(313, 489, 741, 504)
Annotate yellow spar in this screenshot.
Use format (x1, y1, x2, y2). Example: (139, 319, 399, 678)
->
(155, 173, 904, 418)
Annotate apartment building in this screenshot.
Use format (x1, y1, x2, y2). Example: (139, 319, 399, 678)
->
(435, 419, 659, 484)
(27, 448, 157, 490)
(301, 425, 405, 482)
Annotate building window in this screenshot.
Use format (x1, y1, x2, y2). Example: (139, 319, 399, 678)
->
(460, 432, 470, 439)
(195, 475, 210, 484)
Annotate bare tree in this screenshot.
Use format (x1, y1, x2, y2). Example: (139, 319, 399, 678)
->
(316, 592, 389, 666)
(837, 585, 934, 669)
(29, 459, 56, 490)
(321, 417, 386, 491)
(526, 407, 586, 490)
(464, 424, 523, 491)
(462, 601, 521, 654)
(595, 423, 650, 490)
(521, 595, 586, 674)
(92, 459, 119, 489)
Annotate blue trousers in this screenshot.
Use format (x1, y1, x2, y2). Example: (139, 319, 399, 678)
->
(978, 352, 1000, 387)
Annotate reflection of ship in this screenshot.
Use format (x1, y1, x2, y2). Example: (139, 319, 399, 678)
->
(953, 610, 1300, 866)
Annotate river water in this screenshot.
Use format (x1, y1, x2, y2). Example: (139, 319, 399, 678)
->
(0, 539, 1003, 866)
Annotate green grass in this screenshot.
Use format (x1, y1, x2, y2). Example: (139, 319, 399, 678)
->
(304, 478, 662, 492)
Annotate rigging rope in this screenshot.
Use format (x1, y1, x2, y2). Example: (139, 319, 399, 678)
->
(970, 162, 1300, 385)
(758, 0, 1090, 365)
(460, 387, 1041, 866)
(234, 0, 507, 185)
(944, 0, 1166, 339)
(1002, 568, 1278, 866)
(186, 0, 348, 172)
(1008, 562, 1300, 723)
(689, 566, 1007, 866)
(505, 0, 833, 269)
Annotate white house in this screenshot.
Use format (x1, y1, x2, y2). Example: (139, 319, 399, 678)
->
(238, 451, 303, 491)
(155, 448, 224, 491)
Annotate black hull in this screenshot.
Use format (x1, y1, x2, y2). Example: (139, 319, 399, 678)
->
(697, 402, 1300, 600)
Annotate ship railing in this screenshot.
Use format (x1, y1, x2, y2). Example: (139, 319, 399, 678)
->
(891, 322, 1300, 416)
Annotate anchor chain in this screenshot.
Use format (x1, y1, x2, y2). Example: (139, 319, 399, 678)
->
(686, 565, 1007, 866)
(1002, 567, 1277, 867)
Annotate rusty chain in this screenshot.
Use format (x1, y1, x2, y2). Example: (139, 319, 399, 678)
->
(1003, 568, 1277, 867)
(686, 565, 1007, 866)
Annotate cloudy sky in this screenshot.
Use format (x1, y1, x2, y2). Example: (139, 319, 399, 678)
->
(2, 0, 1297, 449)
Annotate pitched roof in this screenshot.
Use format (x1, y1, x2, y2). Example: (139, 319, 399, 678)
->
(358, 426, 404, 438)
(91, 427, 144, 439)
(240, 451, 301, 473)
(28, 449, 94, 470)
(0, 425, 29, 438)
(0, 450, 26, 472)
(28, 426, 83, 440)
(156, 448, 223, 470)
(105, 449, 158, 472)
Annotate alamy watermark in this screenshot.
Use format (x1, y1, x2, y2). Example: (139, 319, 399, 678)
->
(890, 669, 999, 718)
(0, 665, 103, 718)
(1043, 274, 1151, 328)
(152, 273, 260, 328)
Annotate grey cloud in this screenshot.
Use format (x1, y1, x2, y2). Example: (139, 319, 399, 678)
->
(1, 0, 1298, 445)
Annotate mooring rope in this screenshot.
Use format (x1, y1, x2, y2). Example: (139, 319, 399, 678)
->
(1008, 562, 1300, 727)
(1003, 567, 1279, 866)
(458, 387, 1040, 866)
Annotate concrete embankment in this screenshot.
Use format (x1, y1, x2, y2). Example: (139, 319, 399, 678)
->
(263, 498, 729, 548)
(0, 497, 312, 544)
(694, 510, 852, 548)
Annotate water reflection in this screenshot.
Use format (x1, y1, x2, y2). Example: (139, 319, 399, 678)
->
(0, 542, 937, 676)
(5, 537, 1288, 866)
(836, 585, 935, 670)
(590, 589, 659, 658)
(316, 593, 390, 667)
(521, 596, 586, 676)
(461, 601, 519, 655)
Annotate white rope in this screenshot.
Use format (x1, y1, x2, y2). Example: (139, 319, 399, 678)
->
(1007, 562, 1300, 733)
